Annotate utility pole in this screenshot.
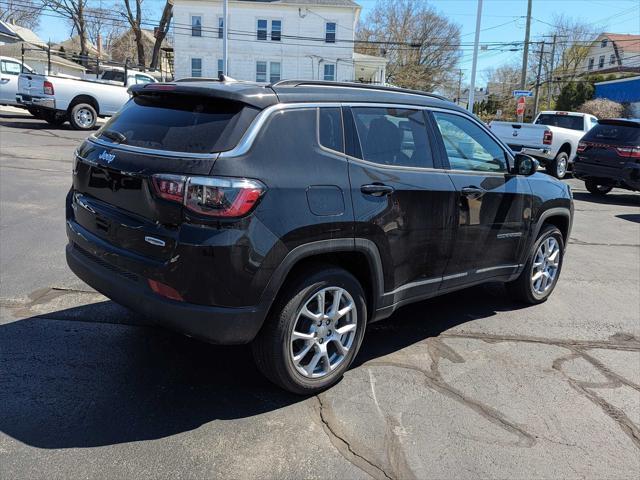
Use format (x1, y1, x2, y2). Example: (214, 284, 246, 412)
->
(457, 69, 463, 106)
(547, 34, 558, 109)
(468, 0, 483, 113)
(533, 41, 545, 117)
(520, 0, 533, 89)
(222, 0, 229, 75)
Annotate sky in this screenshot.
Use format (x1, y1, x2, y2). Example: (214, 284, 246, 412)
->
(35, 0, 640, 86)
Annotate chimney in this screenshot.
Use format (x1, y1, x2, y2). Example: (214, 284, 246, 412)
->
(97, 33, 102, 58)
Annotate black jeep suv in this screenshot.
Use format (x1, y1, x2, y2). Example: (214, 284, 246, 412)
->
(66, 80, 573, 394)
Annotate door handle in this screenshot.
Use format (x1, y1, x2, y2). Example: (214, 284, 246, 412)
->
(361, 183, 395, 197)
(461, 186, 486, 199)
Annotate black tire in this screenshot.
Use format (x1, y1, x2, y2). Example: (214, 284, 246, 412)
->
(252, 265, 367, 395)
(546, 151, 569, 179)
(506, 225, 564, 305)
(69, 102, 97, 130)
(42, 110, 66, 126)
(585, 180, 612, 196)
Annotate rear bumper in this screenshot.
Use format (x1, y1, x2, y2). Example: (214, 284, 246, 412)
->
(573, 161, 640, 191)
(510, 145, 554, 162)
(65, 222, 267, 345)
(16, 94, 55, 110)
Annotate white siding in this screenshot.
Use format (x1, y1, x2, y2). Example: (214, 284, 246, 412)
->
(172, 0, 358, 82)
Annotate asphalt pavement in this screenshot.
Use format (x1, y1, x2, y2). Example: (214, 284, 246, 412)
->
(1, 109, 639, 479)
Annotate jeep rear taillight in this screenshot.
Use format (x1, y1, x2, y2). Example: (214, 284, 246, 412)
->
(151, 174, 266, 218)
(543, 130, 553, 145)
(43, 80, 54, 95)
(614, 146, 640, 159)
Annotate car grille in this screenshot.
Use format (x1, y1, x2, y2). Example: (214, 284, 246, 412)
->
(73, 243, 139, 283)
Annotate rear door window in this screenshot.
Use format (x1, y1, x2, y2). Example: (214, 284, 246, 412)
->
(318, 107, 343, 152)
(351, 107, 434, 168)
(535, 114, 584, 131)
(96, 94, 258, 154)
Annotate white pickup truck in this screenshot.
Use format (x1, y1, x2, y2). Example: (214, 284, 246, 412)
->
(16, 69, 156, 130)
(490, 111, 598, 178)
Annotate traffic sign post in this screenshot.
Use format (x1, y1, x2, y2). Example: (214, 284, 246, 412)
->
(516, 96, 526, 122)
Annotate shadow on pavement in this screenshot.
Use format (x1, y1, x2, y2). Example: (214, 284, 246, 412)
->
(572, 191, 640, 206)
(616, 213, 640, 224)
(0, 284, 526, 449)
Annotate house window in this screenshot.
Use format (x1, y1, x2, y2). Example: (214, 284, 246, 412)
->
(256, 61, 267, 82)
(598, 55, 605, 68)
(191, 58, 202, 77)
(257, 19, 268, 40)
(323, 63, 336, 81)
(610, 54, 616, 65)
(270, 62, 281, 83)
(271, 20, 282, 41)
(325, 22, 336, 43)
(191, 15, 202, 37)
(601, 39, 608, 48)
(218, 59, 224, 77)
(218, 17, 224, 39)
(588, 58, 594, 70)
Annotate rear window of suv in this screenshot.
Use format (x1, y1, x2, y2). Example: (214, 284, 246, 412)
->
(583, 122, 640, 144)
(535, 114, 584, 131)
(96, 94, 258, 154)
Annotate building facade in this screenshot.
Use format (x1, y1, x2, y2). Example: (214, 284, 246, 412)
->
(582, 33, 640, 75)
(172, 0, 385, 83)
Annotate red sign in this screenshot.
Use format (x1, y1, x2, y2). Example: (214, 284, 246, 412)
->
(516, 96, 526, 115)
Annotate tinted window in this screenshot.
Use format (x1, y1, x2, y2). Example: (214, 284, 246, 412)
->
(352, 107, 433, 168)
(319, 108, 343, 152)
(535, 114, 584, 131)
(135, 74, 154, 84)
(433, 111, 507, 172)
(96, 95, 256, 154)
(101, 70, 125, 82)
(583, 123, 640, 144)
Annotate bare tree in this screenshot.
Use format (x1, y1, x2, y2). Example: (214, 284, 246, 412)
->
(149, 1, 171, 70)
(356, 0, 461, 91)
(43, 0, 90, 58)
(122, 0, 145, 69)
(85, 4, 125, 56)
(0, 0, 42, 30)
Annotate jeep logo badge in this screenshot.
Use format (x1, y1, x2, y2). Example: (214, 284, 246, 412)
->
(98, 150, 116, 163)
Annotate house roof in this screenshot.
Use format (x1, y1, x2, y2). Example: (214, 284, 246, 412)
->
(0, 20, 45, 46)
(52, 36, 102, 57)
(0, 42, 86, 71)
(601, 33, 640, 53)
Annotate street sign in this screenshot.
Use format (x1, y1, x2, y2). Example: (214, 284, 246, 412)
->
(513, 90, 533, 97)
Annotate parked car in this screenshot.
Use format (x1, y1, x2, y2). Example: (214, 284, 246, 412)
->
(65, 80, 574, 394)
(16, 69, 156, 129)
(0, 56, 34, 107)
(573, 118, 640, 195)
(490, 111, 599, 179)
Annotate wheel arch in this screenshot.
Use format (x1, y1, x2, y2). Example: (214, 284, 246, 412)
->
(533, 207, 572, 246)
(68, 94, 100, 115)
(258, 239, 385, 324)
(558, 142, 572, 158)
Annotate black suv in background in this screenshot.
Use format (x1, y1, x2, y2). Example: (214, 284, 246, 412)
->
(66, 80, 573, 394)
(574, 118, 640, 195)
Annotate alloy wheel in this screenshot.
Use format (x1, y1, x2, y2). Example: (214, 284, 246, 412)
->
(75, 108, 94, 128)
(531, 236, 561, 296)
(289, 287, 357, 379)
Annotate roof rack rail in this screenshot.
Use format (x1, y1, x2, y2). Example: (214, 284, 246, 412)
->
(270, 80, 450, 102)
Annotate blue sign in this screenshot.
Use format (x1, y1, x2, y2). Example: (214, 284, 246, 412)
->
(513, 90, 533, 97)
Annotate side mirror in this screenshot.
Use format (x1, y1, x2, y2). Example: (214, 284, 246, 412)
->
(514, 153, 539, 176)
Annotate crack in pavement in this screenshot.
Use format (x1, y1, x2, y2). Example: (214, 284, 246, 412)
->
(314, 394, 392, 480)
(569, 238, 640, 248)
(0, 287, 98, 310)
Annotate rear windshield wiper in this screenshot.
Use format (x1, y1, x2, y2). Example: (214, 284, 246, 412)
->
(101, 130, 127, 144)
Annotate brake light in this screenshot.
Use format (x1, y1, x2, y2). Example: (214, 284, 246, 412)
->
(151, 174, 185, 202)
(614, 146, 640, 159)
(151, 174, 266, 218)
(144, 84, 176, 91)
(543, 130, 553, 145)
(148, 279, 183, 301)
(577, 141, 588, 153)
(43, 80, 54, 95)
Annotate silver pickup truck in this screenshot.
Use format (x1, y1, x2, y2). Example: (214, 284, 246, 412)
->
(490, 111, 598, 178)
(16, 69, 156, 130)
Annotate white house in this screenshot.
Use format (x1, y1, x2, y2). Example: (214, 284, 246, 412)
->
(582, 33, 640, 75)
(171, 0, 386, 83)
